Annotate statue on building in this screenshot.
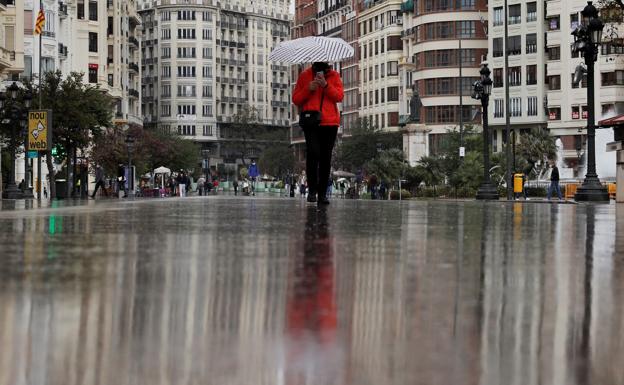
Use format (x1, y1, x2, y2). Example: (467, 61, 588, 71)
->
(409, 84, 422, 122)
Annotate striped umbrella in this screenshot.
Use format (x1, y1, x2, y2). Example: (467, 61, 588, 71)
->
(269, 36, 354, 64)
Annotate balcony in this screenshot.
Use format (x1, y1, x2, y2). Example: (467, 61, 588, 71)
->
(316, 0, 349, 18)
(59, 2, 68, 18)
(129, 36, 139, 48)
(129, 89, 140, 98)
(129, 62, 139, 72)
(271, 82, 288, 89)
(0, 47, 14, 70)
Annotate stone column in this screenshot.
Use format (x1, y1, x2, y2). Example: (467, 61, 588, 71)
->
(402, 123, 430, 166)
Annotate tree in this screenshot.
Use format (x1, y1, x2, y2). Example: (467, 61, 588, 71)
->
(333, 118, 402, 172)
(363, 148, 407, 184)
(32, 71, 114, 198)
(258, 143, 294, 179)
(515, 128, 557, 179)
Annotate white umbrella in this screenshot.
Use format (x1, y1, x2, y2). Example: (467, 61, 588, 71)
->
(269, 36, 354, 64)
(154, 166, 171, 174)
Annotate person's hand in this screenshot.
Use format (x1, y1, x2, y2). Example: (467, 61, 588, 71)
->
(316, 76, 327, 88)
(309, 80, 319, 91)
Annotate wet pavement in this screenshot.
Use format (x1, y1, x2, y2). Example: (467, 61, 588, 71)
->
(0, 197, 622, 385)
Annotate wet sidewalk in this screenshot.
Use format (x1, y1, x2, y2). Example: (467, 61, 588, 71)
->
(0, 197, 622, 385)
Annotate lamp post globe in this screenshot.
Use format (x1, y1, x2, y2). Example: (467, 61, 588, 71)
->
(574, 1, 610, 202)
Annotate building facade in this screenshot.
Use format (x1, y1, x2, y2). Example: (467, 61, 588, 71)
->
(400, 0, 488, 162)
(140, 0, 291, 172)
(358, 0, 403, 132)
(0, 0, 25, 82)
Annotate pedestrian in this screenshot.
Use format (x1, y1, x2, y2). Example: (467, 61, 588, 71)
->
(293, 61, 344, 205)
(233, 179, 239, 196)
(326, 178, 333, 198)
(248, 161, 259, 196)
(91, 165, 108, 198)
(43, 186, 48, 199)
(379, 181, 387, 200)
(547, 162, 562, 200)
(18, 179, 25, 192)
(197, 175, 206, 196)
(177, 171, 186, 197)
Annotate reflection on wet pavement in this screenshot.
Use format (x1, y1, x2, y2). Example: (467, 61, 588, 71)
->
(0, 198, 622, 385)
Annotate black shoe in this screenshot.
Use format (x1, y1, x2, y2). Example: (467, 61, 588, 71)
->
(318, 196, 330, 205)
(307, 193, 317, 203)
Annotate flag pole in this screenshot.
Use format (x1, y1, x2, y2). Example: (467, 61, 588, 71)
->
(37, 0, 43, 200)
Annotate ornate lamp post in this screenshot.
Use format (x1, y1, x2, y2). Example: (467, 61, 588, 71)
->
(472, 63, 499, 200)
(573, 1, 610, 202)
(125, 133, 135, 198)
(1, 82, 32, 199)
(202, 148, 210, 178)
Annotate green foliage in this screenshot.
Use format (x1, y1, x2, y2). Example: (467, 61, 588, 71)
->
(363, 148, 407, 183)
(390, 190, 412, 200)
(334, 117, 402, 172)
(258, 143, 294, 178)
(239, 167, 249, 180)
(515, 128, 557, 178)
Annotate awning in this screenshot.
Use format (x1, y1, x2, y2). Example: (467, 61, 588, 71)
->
(599, 114, 624, 127)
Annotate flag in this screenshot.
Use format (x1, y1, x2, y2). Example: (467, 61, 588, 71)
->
(35, 9, 45, 35)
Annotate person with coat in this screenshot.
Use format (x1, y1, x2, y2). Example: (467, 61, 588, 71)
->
(248, 161, 259, 196)
(547, 162, 562, 200)
(91, 165, 108, 198)
(293, 62, 344, 205)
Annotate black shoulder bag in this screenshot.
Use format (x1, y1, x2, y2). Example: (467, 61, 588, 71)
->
(299, 88, 325, 129)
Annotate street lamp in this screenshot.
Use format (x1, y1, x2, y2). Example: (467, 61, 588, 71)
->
(202, 148, 210, 179)
(125, 133, 135, 198)
(573, 1, 610, 202)
(472, 63, 499, 200)
(22, 91, 33, 199)
(1, 82, 31, 199)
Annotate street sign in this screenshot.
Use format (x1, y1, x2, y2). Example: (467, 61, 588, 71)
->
(28, 110, 52, 151)
(459, 146, 466, 157)
(27, 150, 39, 158)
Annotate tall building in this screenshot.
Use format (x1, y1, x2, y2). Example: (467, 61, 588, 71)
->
(0, 0, 25, 81)
(400, 0, 488, 161)
(488, 0, 548, 156)
(358, 0, 404, 132)
(341, 7, 360, 136)
(139, 0, 291, 171)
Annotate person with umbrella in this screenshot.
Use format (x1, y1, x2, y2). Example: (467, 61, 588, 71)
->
(292, 62, 344, 205)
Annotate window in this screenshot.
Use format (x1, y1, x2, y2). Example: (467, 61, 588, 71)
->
(178, 10, 196, 20)
(493, 7, 504, 27)
(547, 46, 560, 60)
(202, 11, 212, 21)
(527, 65, 537, 85)
(380, 63, 385, 78)
(203, 84, 213, 97)
(162, 29, 171, 40)
(161, 11, 171, 21)
(387, 61, 398, 76)
(203, 47, 212, 59)
(526, 34, 537, 54)
(437, 22, 451, 38)
(161, 84, 171, 97)
(88, 1, 97, 21)
(77, 0, 84, 19)
(161, 104, 171, 117)
(177, 47, 196, 58)
(387, 36, 402, 51)
(572, 105, 581, 119)
(527, 2, 537, 22)
(507, 35, 521, 55)
(509, 67, 521, 86)
(527, 96, 538, 116)
(571, 13, 579, 30)
(177, 104, 196, 115)
(494, 68, 503, 88)
(548, 107, 561, 120)
(88, 32, 98, 52)
(494, 99, 504, 118)
(202, 125, 213, 137)
(203, 29, 212, 40)
(178, 28, 196, 39)
(510, 97, 522, 117)
(178, 125, 196, 136)
(387, 86, 399, 101)
(162, 47, 171, 58)
(457, 21, 476, 38)
(177, 66, 196, 77)
(177, 85, 196, 97)
(202, 105, 213, 117)
(602, 71, 624, 86)
(547, 75, 561, 90)
(493, 38, 503, 57)
(508, 4, 521, 25)
(548, 16, 560, 30)
(88, 67, 97, 83)
(381, 38, 385, 53)
(162, 66, 171, 78)
(202, 66, 212, 78)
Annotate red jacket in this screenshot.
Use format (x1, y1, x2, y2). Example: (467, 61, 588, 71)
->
(292, 67, 344, 127)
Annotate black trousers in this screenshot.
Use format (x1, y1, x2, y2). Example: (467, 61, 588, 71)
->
(303, 126, 338, 198)
(91, 180, 107, 197)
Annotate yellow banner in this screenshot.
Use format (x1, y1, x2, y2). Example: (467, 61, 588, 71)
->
(28, 110, 49, 151)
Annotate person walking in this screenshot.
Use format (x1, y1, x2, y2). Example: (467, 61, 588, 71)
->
(293, 62, 344, 205)
(248, 161, 259, 196)
(177, 171, 186, 197)
(547, 162, 562, 200)
(197, 175, 206, 196)
(91, 165, 108, 198)
(233, 179, 239, 196)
